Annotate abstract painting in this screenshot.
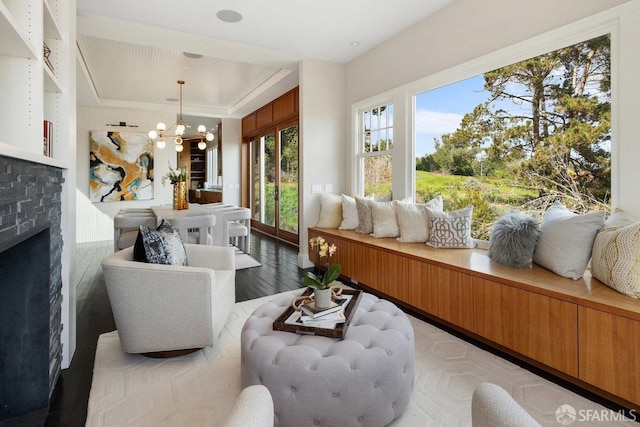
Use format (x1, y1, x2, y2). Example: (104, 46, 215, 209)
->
(89, 131, 154, 202)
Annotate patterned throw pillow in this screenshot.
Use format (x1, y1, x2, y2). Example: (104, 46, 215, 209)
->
(591, 209, 640, 298)
(134, 220, 188, 266)
(532, 202, 604, 280)
(425, 206, 475, 248)
(354, 197, 374, 234)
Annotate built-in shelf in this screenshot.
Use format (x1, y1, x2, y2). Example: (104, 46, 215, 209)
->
(43, 0, 62, 40)
(0, 1, 38, 59)
(44, 63, 62, 93)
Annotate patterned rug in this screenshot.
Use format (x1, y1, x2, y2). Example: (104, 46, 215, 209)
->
(235, 250, 261, 270)
(86, 290, 627, 426)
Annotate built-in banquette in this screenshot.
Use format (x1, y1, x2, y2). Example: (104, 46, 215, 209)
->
(308, 226, 640, 410)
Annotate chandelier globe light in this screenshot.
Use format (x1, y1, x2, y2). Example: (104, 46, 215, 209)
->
(148, 80, 214, 152)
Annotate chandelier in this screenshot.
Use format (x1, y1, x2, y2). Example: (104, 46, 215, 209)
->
(148, 80, 214, 152)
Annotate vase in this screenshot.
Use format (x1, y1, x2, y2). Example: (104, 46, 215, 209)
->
(314, 288, 332, 309)
(173, 182, 189, 210)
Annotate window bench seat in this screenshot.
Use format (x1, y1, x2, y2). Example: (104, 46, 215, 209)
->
(308, 226, 640, 410)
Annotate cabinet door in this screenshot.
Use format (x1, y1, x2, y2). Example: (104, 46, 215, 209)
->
(474, 278, 578, 376)
(407, 259, 474, 330)
(579, 306, 640, 405)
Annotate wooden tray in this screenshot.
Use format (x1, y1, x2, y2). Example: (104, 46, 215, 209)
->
(272, 288, 362, 339)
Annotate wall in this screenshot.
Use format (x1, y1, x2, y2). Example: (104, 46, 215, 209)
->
(221, 118, 242, 206)
(344, 0, 640, 216)
(299, 59, 347, 267)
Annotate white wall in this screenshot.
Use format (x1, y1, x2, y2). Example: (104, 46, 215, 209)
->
(299, 59, 347, 267)
(221, 118, 242, 206)
(343, 0, 640, 216)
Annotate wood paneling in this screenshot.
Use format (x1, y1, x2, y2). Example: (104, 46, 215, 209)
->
(256, 104, 273, 129)
(407, 259, 474, 330)
(242, 114, 256, 135)
(473, 277, 578, 376)
(273, 89, 297, 121)
(579, 307, 640, 404)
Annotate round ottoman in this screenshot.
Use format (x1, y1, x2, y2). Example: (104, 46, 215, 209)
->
(241, 291, 415, 427)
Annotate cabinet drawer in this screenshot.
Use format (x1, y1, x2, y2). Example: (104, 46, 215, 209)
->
(474, 278, 578, 376)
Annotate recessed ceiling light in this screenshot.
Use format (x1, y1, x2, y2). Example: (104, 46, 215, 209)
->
(350, 41, 361, 47)
(166, 97, 178, 102)
(183, 52, 203, 59)
(216, 9, 243, 23)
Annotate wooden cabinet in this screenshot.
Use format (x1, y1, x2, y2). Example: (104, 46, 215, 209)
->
(579, 307, 640, 405)
(408, 260, 474, 330)
(189, 189, 222, 204)
(179, 139, 207, 190)
(474, 277, 578, 376)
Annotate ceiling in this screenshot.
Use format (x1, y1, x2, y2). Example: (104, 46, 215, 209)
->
(76, 0, 454, 119)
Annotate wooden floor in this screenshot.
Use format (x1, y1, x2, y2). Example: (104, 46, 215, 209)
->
(44, 231, 305, 427)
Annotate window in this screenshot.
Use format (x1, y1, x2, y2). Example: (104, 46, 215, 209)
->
(414, 34, 611, 239)
(359, 103, 393, 198)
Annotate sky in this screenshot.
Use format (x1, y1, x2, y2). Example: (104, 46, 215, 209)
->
(414, 74, 489, 157)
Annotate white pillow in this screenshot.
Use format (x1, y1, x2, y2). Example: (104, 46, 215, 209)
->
(316, 193, 342, 228)
(339, 194, 359, 230)
(532, 202, 605, 280)
(371, 201, 399, 238)
(396, 196, 444, 242)
(425, 206, 475, 248)
(591, 209, 640, 298)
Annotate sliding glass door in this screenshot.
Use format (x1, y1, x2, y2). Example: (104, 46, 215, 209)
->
(250, 121, 298, 243)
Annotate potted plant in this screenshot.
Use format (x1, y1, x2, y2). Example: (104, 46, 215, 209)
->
(302, 236, 341, 308)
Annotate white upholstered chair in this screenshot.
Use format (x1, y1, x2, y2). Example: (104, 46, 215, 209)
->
(471, 383, 541, 427)
(223, 385, 274, 427)
(113, 213, 157, 252)
(101, 244, 235, 355)
(168, 214, 216, 245)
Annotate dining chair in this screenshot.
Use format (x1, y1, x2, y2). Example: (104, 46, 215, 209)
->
(168, 214, 216, 245)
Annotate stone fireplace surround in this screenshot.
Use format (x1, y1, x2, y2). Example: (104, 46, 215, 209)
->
(0, 155, 64, 423)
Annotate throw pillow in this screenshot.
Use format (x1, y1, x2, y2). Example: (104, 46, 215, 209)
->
(339, 194, 359, 230)
(395, 196, 444, 243)
(425, 206, 475, 248)
(135, 220, 188, 266)
(488, 211, 540, 268)
(591, 209, 640, 298)
(532, 202, 605, 280)
(354, 197, 374, 234)
(316, 193, 343, 228)
(371, 201, 399, 238)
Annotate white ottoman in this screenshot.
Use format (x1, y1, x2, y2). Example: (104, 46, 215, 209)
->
(241, 291, 415, 427)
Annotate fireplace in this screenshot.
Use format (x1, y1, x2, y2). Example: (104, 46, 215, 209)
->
(0, 156, 64, 425)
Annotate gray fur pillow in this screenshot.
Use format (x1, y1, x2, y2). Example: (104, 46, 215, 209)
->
(488, 211, 540, 268)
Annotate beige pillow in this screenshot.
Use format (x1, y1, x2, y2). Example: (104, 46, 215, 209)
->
(396, 196, 444, 242)
(354, 197, 374, 234)
(316, 193, 342, 228)
(371, 201, 399, 238)
(339, 194, 358, 230)
(532, 202, 604, 280)
(591, 209, 640, 298)
(425, 206, 475, 248)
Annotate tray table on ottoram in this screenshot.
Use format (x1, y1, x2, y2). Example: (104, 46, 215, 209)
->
(272, 288, 361, 339)
(240, 289, 416, 427)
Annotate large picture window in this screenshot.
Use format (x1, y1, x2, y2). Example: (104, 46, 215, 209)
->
(359, 103, 393, 198)
(414, 34, 611, 239)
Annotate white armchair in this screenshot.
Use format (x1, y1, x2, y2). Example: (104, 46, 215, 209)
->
(101, 244, 236, 355)
(223, 385, 274, 427)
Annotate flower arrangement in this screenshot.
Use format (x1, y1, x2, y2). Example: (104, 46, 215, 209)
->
(302, 236, 341, 290)
(161, 163, 187, 186)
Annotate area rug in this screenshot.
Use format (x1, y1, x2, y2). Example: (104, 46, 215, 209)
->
(234, 250, 261, 270)
(86, 290, 628, 427)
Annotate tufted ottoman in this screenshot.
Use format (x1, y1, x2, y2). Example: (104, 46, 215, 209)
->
(241, 291, 415, 427)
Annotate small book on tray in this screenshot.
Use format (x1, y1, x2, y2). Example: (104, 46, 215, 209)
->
(300, 295, 350, 319)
